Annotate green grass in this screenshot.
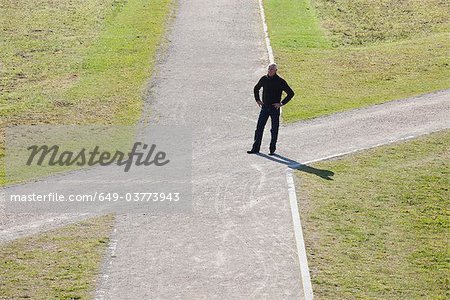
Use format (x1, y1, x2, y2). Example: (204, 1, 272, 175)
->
(314, 0, 450, 47)
(0, 0, 174, 186)
(0, 215, 115, 299)
(264, 0, 450, 122)
(296, 131, 450, 299)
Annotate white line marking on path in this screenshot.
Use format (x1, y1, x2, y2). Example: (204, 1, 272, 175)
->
(258, 0, 274, 64)
(302, 134, 419, 165)
(286, 169, 314, 300)
(95, 227, 118, 300)
(258, 0, 313, 298)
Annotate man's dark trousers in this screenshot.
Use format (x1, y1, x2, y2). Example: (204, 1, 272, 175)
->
(251, 104, 280, 153)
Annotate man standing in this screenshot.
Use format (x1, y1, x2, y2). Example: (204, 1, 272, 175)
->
(247, 63, 294, 155)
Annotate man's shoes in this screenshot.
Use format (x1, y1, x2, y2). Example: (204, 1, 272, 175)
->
(268, 152, 275, 156)
(247, 150, 259, 154)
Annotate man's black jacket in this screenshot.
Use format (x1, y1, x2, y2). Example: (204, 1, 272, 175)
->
(254, 74, 294, 106)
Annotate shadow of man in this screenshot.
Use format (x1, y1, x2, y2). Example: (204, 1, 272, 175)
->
(256, 153, 334, 180)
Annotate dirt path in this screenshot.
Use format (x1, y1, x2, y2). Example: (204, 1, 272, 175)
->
(280, 89, 450, 163)
(96, 0, 306, 298)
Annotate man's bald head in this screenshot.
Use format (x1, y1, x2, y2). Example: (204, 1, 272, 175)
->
(267, 63, 277, 77)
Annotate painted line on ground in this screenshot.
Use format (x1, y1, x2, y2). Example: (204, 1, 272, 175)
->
(258, 0, 274, 64)
(95, 227, 118, 300)
(302, 134, 419, 165)
(258, 0, 313, 298)
(286, 169, 314, 300)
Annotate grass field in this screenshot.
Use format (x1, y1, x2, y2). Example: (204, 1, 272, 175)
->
(0, 0, 174, 185)
(296, 131, 450, 299)
(264, 0, 450, 122)
(0, 215, 114, 299)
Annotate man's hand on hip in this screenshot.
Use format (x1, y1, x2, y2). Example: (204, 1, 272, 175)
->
(273, 103, 282, 109)
(256, 100, 263, 108)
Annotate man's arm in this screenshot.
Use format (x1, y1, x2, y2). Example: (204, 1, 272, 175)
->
(280, 80, 294, 106)
(253, 77, 264, 102)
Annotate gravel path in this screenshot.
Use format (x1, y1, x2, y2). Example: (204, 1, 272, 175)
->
(1, 0, 449, 299)
(97, 0, 305, 298)
(280, 89, 450, 163)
